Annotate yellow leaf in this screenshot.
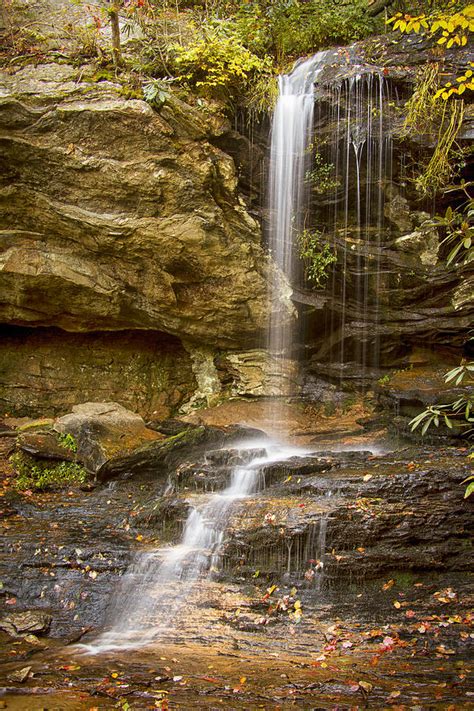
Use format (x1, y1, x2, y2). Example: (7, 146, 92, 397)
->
(240, 676, 247, 684)
(438, 36, 447, 44)
(294, 600, 302, 610)
(459, 84, 466, 94)
(466, 69, 473, 78)
(442, 92, 449, 100)
(393, 600, 401, 609)
(111, 672, 119, 678)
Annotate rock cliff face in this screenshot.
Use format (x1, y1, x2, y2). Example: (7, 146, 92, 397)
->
(295, 37, 474, 390)
(0, 327, 195, 418)
(0, 63, 291, 416)
(0, 63, 281, 346)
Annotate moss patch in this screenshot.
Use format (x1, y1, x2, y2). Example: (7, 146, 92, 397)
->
(10, 452, 87, 491)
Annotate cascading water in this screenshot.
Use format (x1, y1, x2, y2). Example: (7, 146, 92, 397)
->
(314, 71, 395, 384)
(79, 442, 309, 653)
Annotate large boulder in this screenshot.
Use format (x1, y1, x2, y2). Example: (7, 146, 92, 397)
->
(0, 63, 291, 349)
(54, 401, 161, 474)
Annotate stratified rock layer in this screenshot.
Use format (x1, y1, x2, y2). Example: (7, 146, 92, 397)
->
(0, 63, 284, 348)
(0, 326, 196, 418)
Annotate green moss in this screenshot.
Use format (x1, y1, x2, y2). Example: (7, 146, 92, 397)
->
(10, 452, 87, 491)
(17, 419, 54, 432)
(393, 571, 417, 589)
(119, 85, 144, 100)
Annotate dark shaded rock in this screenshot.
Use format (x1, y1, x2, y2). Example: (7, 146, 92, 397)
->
(54, 402, 161, 474)
(17, 432, 75, 462)
(0, 611, 51, 637)
(222, 448, 473, 583)
(0, 326, 196, 420)
(146, 419, 194, 436)
(98, 424, 267, 482)
(376, 361, 474, 440)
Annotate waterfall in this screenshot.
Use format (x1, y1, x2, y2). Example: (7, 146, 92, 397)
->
(266, 52, 329, 401)
(79, 442, 308, 653)
(76, 52, 397, 656)
(316, 71, 394, 384)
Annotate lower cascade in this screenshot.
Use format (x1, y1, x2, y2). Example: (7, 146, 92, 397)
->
(80, 441, 312, 653)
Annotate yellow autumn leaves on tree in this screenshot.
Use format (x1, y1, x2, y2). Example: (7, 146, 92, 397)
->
(387, 4, 474, 100)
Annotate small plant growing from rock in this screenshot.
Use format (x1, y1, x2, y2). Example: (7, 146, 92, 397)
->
(297, 229, 337, 288)
(57, 432, 78, 453)
(10, 452, 87, 492)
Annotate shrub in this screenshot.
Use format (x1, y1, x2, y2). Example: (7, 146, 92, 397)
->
(170, 21, 272, 100)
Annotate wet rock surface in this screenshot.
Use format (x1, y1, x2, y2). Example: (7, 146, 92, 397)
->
(0, 431, 473, 707)
(0, 611, 51, 638)
(54, 401, 162, 474)
(99, 422, 267, 481)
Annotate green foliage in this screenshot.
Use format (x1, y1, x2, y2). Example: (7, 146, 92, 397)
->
(243, 0, 381, 63)
(57, 432, 78, 453)
(10, 452, 87, 491)
(170, 21, 272, 99)
(429, 183, 474, 266)
(409, 362, 474, 436)
(143, 79, 170, 108)
(126, 0, 380, 108)
(305, 153, 339, 195)
(463, 471, 474, 499)
(297, 229, 337, 288)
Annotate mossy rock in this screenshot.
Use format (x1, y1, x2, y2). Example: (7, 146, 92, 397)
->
(10, 451, 87, 491)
